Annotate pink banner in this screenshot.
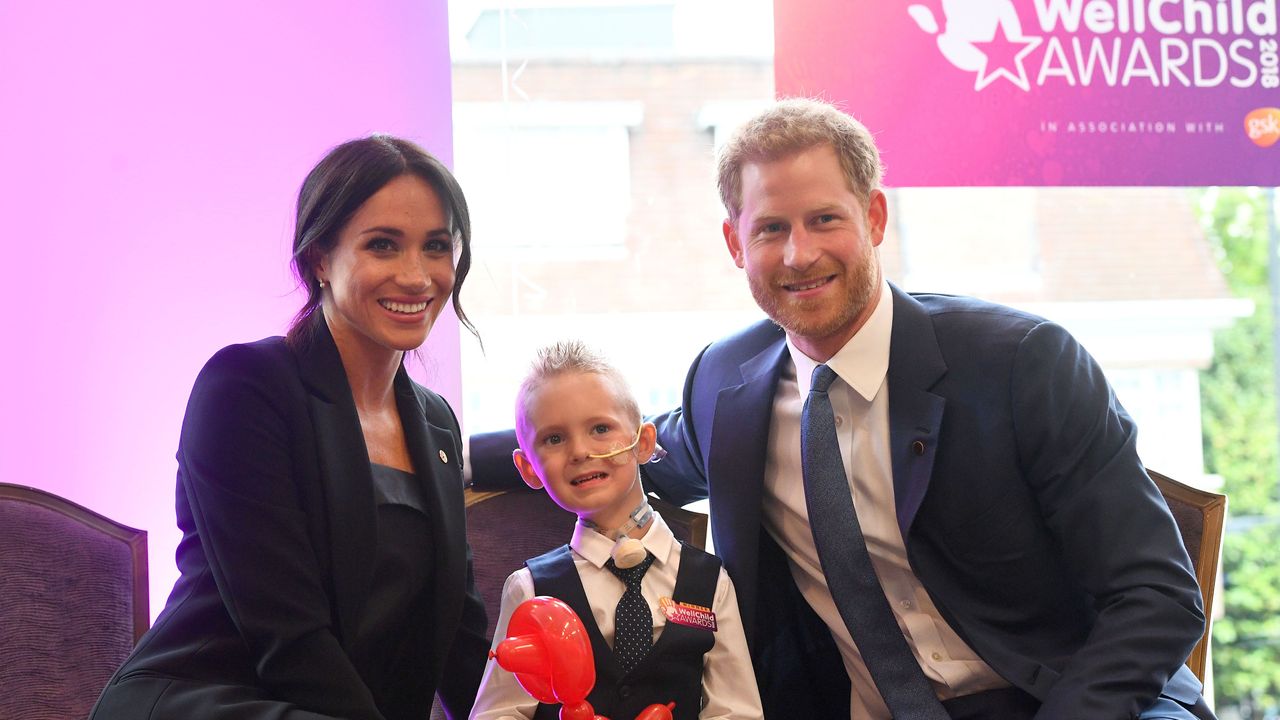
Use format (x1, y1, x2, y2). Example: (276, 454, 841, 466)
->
(0, 0, 458, 617)
(775, 0, 1280, 186)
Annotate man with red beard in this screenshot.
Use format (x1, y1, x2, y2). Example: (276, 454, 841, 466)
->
(641, 98, 1213, 720)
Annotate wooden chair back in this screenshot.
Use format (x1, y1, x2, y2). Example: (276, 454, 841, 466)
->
(1147, 469, 1227, 682)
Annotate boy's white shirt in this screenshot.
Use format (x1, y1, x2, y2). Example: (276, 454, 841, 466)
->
(469, 511, 764, 720)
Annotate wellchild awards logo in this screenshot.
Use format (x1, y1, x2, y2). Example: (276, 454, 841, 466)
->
(908, 0, 1279, 93)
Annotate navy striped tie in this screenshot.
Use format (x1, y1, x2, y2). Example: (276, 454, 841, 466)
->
(803, 364, 948, 719)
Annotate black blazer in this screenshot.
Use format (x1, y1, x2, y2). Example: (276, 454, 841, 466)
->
(91, 323, 488, 720)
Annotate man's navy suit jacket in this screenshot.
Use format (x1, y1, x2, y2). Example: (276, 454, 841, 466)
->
(642, 285, 1206, 719)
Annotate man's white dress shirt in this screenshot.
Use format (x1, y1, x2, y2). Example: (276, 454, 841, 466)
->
(761, 280, 1008, 719)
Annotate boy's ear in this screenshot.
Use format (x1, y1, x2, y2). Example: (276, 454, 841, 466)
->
(511, 448, 544, 490)
(636, 422, 658, 464)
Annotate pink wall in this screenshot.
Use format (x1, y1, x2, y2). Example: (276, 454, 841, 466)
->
(0, 0, 460, 615)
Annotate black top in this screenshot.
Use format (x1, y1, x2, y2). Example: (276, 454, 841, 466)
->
(350, 463, 435, 710)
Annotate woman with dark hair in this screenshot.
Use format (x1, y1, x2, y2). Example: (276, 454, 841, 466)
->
(91, 136, 489, 720)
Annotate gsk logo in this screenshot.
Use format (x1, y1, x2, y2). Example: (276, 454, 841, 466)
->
(1245, 107, 1280, 147)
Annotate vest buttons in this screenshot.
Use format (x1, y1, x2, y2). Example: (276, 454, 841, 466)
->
(912, 440, 926, 456)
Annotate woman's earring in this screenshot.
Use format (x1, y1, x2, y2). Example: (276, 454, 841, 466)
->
(318, 279, 327, 289)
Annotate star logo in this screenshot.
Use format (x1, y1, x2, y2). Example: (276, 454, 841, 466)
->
(971, 18, 1042, 91)
(907, 1, 1044, 93)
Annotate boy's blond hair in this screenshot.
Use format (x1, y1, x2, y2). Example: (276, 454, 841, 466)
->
(515, 340, 642, 445)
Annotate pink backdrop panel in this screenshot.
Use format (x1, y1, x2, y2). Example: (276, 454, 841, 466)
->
(775, 0, 1280, 186)
(0, 0, 460, 615)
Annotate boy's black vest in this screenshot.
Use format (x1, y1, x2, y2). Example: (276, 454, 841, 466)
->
(525, 542, 721, 720)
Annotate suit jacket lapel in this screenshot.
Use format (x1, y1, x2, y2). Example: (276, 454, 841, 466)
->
(707, 334, 788, 634)
(886, 286, 948, 542)
(297, 323, 377, 646)
(394, 371, 466, 672)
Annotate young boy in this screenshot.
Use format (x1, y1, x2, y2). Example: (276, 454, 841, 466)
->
(470, 341, 763, 720)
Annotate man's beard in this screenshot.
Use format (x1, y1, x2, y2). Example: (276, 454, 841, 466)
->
(748, 255, 878, 346)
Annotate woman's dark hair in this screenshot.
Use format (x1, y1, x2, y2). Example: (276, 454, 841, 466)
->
(286, 134, 478, 349)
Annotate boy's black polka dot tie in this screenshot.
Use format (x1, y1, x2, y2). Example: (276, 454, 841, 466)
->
(605, 551, 656, 674)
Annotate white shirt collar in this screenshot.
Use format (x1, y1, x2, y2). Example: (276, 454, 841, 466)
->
(788, 279, 893, 402)
(569, 510, 676, 569)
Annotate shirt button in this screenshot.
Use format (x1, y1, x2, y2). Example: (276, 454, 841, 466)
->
(835, 415, 844, 426)
(900, 600, 912, 610)
(932, 652, 943, 661)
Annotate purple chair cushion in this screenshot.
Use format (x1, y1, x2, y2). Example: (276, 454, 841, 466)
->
(0, 497, 139, 720)
(1164, 498, 1205, 570)
(466, 489, 579, 640)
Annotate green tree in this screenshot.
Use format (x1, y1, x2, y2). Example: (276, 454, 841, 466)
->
(1198, 187, 1280, 716)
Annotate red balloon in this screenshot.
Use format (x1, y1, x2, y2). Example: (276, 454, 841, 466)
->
(632, 702, 676, 720)
(492, 597, 676, 720)
(558, 701, 596, 720)
(491, 635, 555, 703)
(491, 596, 596, 706)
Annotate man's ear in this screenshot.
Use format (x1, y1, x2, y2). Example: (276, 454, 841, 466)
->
(723, 219, 746, 268)
(635, 423, 658, 464)
(867, 189, 888, 248)
(512, 449, 544, 490)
